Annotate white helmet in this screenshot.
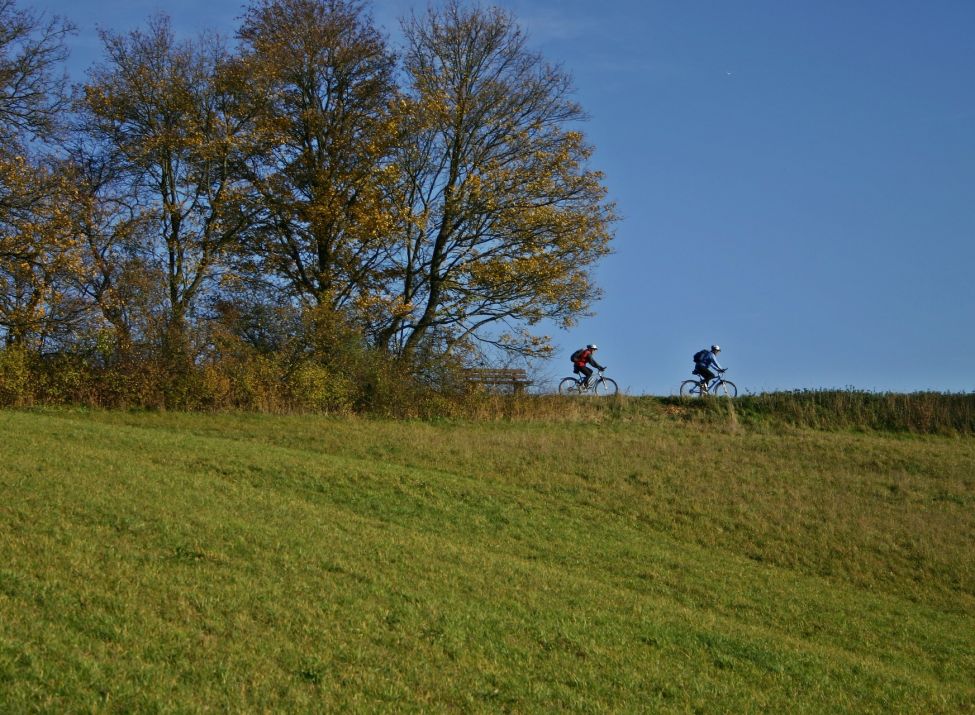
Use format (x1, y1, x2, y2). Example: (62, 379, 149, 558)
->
(711, 344, 721, 353)
(587, 344, 598, 350)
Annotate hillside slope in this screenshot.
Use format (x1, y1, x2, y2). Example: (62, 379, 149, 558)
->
(1, 409, 973, 712)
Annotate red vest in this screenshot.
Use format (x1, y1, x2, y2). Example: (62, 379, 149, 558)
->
(575, 349, 592, 367)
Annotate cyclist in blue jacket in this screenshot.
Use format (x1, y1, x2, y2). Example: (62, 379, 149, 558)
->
(693, 344, 724, 392)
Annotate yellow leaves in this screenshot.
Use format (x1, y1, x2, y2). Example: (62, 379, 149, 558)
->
(348, 293, 414, 327)
(401, 206, 430, 234)
(219, 272, 243, 291)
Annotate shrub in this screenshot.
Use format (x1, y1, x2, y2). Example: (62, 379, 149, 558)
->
(0, 345, 31, 407)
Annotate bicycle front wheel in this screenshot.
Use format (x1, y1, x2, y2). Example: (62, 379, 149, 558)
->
(593, 377, 618, 396)
(712, 380, 737, 397)
(558, 377, 581, 395)
(679, 380, 703, 398)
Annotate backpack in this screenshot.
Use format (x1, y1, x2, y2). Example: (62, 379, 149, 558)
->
(693, 349, 708, 364)
(570, 348, 585, 363)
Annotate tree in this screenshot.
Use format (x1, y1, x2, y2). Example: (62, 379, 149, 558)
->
(233, 0, 399, 314)
(0, 0, 74, 145)
(0, 155, 81, 347)
(376, 1, 616, 359)
(61, 144, 162, 356)
(80, 16, 255, 360)
(0, 0, 78, 347)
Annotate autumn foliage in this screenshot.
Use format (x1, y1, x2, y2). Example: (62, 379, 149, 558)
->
(0, 0, 616, 410)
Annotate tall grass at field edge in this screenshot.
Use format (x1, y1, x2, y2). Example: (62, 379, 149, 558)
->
(660, 389, 975, 435)
(12, 388, 975, 435)
(422, 389, 975, 435)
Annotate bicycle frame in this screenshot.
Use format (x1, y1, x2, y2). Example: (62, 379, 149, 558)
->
(577, 370, 605, 391)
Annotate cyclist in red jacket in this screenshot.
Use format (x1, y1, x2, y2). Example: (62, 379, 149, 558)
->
(572, 344, 605, 388)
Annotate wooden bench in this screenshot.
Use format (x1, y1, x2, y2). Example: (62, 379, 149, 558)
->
(465, 368, 532, 394)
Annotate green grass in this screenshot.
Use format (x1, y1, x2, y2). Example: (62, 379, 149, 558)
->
(1, 407, 973, 712)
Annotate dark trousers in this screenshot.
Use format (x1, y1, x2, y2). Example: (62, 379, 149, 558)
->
(574, 364, 593, 384)
(694, 366, 715, 384)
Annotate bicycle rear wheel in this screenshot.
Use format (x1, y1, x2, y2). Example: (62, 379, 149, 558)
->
(593, 377, 618, 396)
(712, 379, 737, 397)
(679, 379, 703, 397)
(558, 377, 581, 395)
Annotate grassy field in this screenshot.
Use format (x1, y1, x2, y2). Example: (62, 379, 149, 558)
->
(1, 404, 973, 712)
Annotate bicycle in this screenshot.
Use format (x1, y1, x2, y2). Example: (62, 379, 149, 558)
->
(679, 370, 737, 398)
(558, 370, 619, 396)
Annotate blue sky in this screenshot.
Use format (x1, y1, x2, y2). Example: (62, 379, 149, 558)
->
(36, 0, 975, 394)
